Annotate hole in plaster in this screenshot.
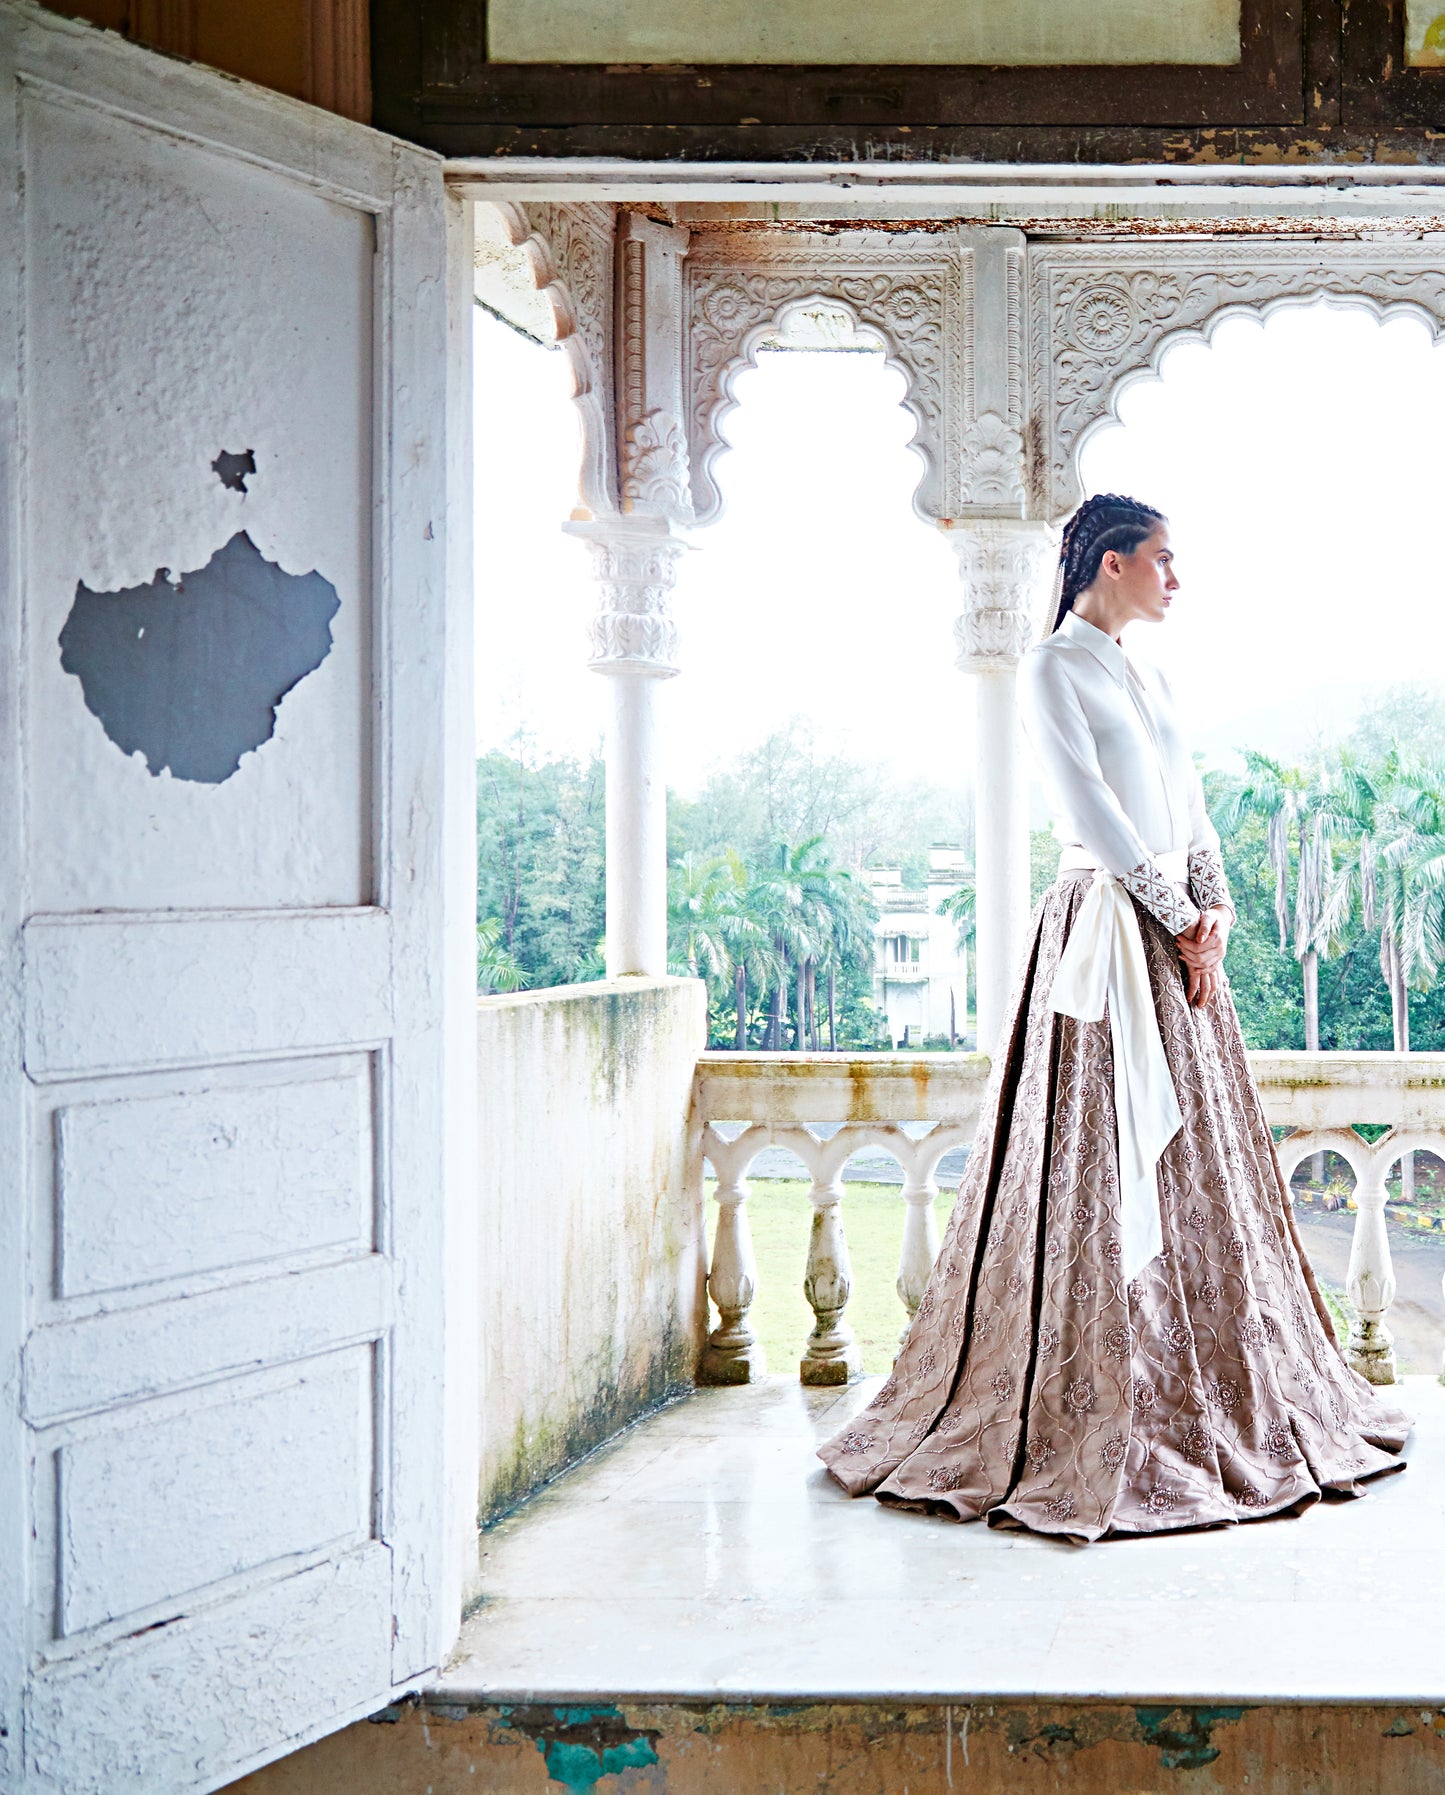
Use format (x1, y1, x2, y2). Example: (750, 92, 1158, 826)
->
(210, 447, 257, 493)
(58, 531, 340, 785)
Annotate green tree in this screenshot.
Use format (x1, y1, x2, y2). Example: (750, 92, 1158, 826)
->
(476, 744, 606, 990)
(1320, 751, 1445, 1053)
(476, 917, 527, 995)
(667, 851, 738, 984)
(743, 836, 876, 1051)
(1217, 752, 1346, 1052)
(937, 878, 976, 1045)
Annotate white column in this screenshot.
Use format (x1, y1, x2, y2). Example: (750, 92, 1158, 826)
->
(896, 1165, 941, 1344)
(950, 518, 1056, 1057)
(801, 1170, 862, 1385)
(698, 1128, 766, 1385)
(570, 517, 686, 979)
(1348, 1158, 1398, 1385)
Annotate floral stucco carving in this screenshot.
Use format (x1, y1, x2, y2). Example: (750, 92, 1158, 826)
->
(621, 409, 692, 519)
(684, 230, 972, 528)
(1030, 242, 1445, 520)
(957, 410, 1026, 510)
(571, 522, 686, 675)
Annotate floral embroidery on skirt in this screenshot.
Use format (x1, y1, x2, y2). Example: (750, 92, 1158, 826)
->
(817, 874, 1411, 1543)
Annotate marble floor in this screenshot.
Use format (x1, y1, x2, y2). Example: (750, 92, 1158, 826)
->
(437, 1374, 1445, 1708)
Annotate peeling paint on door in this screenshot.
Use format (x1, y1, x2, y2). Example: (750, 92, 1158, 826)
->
(58, 530, 340, 783)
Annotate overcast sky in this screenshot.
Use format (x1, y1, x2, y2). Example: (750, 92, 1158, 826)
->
(474, 299, 1445, 789)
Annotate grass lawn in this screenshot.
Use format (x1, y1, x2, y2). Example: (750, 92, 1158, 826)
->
(706, 1179, 1354, 1375)
(706, 1178, 959, 1377)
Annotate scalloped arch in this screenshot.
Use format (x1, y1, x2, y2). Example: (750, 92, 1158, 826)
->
(1075, 290, 1445, 508)
(685, 233, 970, 531)
(1031, 244, 1445, 523)
(488, 199, 617, 519)
(688, 295, 937, 530)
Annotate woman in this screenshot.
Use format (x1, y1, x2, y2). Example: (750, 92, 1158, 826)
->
(819, 492, 1410, 1541)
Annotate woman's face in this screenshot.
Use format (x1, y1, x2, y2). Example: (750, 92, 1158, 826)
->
(1101, 523, 1178, 625)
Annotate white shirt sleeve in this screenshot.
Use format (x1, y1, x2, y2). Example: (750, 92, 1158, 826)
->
(1018, 646, 1202, 934)
(1018, 646, 1156, 878)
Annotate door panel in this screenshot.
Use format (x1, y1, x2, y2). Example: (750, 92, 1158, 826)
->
(0, 6, 451, 1791)
(52, 1066, 372, 1296)
(52, 1347, 375, 1638)
(23, 910, 393, 1078)
(24, 78, 374, 914)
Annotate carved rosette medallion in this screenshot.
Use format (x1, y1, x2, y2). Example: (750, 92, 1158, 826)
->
(578, 526, 686, 677)
(1030, 242, 1445, 519)
(951, 520, 1058, 672)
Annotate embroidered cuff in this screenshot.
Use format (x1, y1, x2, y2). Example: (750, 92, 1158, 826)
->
(1121, 859, 1200, 935)
(1187, 847, 1235, 921)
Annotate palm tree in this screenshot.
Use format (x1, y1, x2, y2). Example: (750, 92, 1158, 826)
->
(476, 917, 527, 994)
(747, 841, 822, 1050)
(1322, 750, 1445, 1053)
(810, 858, 874, 1051)
(1218, 752, 1343, 1053)
(667, 852, 738, 985)
(937, 879, 976, 1048)
(1322, 751, 1445, 1202)
(756, 837, 877, 1051)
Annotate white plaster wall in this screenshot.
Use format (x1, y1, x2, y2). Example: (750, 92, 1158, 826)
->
(925, 909, 968, 1040)
(474, 977, 707, 1521)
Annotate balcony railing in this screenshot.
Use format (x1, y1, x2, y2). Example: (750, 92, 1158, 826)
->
(695, 1050, 1445, 1391)
(875, 963, 928, 984)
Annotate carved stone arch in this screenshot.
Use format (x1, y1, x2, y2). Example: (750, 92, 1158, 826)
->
(1275, 1127, 1375, 1191)
(489, 199, 618, 518)
(1028, 241, 1445, 522)
(683, 228, 972, 529)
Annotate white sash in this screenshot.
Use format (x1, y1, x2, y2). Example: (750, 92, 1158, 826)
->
(1049, 849, 1188, 1279)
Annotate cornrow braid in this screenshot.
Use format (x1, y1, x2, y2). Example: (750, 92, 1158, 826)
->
(1053, 492, 1166, 631)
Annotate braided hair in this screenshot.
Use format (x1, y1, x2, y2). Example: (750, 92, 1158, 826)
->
(1054, 492, 1166, 632)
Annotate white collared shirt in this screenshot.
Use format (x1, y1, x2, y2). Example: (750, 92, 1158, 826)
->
(1017, 610, 1221, 884)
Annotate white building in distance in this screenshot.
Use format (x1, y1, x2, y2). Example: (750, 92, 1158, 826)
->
(868, 848, 972, 1049)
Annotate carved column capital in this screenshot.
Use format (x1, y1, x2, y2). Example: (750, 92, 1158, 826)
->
(568, 518, 688, 678)
(948, 518, 1058, 672)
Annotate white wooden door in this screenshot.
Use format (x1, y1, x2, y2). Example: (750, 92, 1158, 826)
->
(0, 7, 452, 1791)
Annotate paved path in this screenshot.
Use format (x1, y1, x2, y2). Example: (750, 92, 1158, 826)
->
(1294, 1207, 1445, 1378)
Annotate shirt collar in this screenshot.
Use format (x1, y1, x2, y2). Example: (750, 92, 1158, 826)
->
(1057, 609, 1129, 686)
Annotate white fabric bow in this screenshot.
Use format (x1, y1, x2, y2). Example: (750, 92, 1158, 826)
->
(1049, 869, 1183, 1279)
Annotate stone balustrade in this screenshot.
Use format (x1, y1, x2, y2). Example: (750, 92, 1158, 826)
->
(695, 1050, 1445, 1391)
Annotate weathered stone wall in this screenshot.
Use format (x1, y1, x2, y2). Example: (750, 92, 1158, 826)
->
(474, 976, 707, 1523)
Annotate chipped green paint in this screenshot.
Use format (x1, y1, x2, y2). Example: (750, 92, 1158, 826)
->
(495, 1706, 661, 1790)
(1132, 1705, 1247, 1769)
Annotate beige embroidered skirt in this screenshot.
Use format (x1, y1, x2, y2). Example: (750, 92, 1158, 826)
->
(818, 872, 1412, 1541)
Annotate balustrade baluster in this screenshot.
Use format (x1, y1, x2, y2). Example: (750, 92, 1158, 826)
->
(1346, 1159, 1398, 1385)
(896, 1168, 941, 1346)
(802, 1172, 863, 1385)
(698, 1131, 765, 1386)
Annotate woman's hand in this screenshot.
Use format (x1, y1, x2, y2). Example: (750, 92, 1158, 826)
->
(1175, 907, 1230, 1008)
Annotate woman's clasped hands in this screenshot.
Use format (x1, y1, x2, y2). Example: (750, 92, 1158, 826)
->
(1175, 908, 1230, 1009)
